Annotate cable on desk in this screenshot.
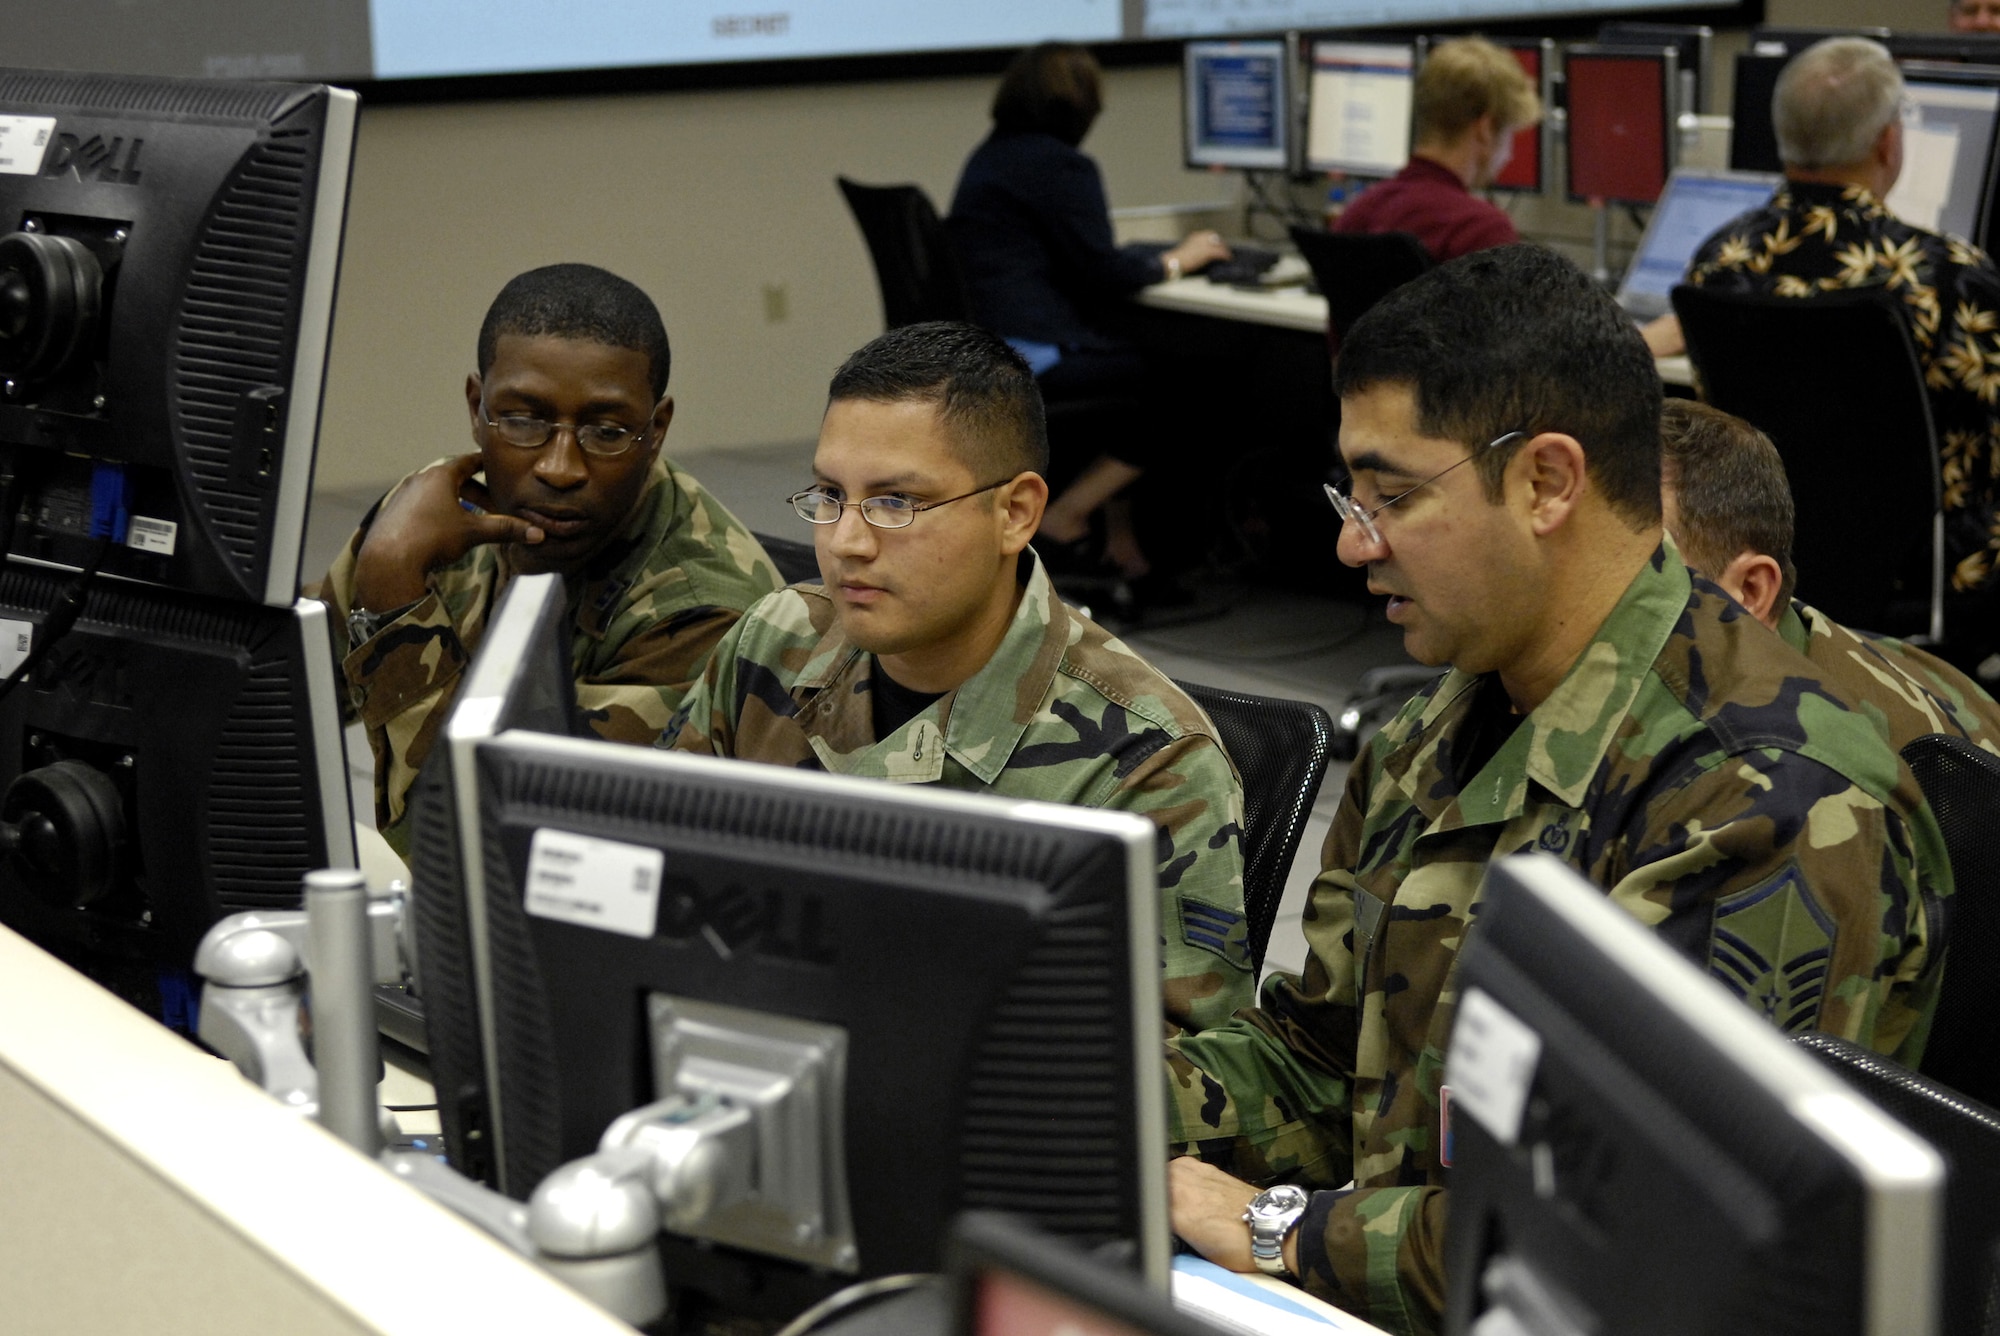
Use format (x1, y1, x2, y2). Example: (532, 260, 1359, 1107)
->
(770, 1273, 935, 1336)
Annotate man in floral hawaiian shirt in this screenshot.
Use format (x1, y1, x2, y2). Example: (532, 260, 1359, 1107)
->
(1661, 37, 2000, 599)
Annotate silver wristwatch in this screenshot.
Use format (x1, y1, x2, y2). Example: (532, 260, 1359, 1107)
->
(1243, 1183, 1311, 1277)
(346, 599, 416, 647)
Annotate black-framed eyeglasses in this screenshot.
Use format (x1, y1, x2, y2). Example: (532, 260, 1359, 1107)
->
(480, 403, 652, 459)
(788, 478, 1014, 530)
(1323, 430, 1528, 547)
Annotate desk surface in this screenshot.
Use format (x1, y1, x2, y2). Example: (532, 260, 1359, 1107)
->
(1135, 276, 1697, 387)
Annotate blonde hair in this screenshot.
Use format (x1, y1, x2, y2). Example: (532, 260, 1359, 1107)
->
(1414, 37, 1542, 146)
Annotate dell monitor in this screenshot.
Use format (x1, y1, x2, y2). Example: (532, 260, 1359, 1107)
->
(1443, 854, 1943, 1336)
(411, 720, 1168, 1323)
(951, 1212, 1218, 1336)
(1305, 40, 1415, 179)
(1564, 44, 1678, 206)
(0, 70, 356, 608)
(1182, 39, 1294, 173)
(1889, 64, 2000, 251)
(0, 583, 355, 1019)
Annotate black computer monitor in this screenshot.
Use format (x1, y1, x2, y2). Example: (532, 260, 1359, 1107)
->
(0, 583, 354, 1017)
(1597, 21, 1712, 116)
(1564, 43, 1678, 206)
(1443, 854, 1944, 1336)
(950, 1212, 1216, 1336)
(1728, 47, 1790, 173)
(0, 70, 356, 608)
(1888, 32, 2000, 67)
(1182, 38, 1295, 173)
(1305, 39, 1415, 178)
(390, 570, 578, 1056)
(1891, 63, 2000, 252)
(1415, 36, 1552, 195)
(410, 682, 1169, 1321)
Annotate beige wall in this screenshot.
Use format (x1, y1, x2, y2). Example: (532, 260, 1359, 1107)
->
(315, 65, 1217, 490)
(314, 0, 1943, 492)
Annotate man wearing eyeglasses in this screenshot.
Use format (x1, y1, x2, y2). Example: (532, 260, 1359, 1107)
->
(1164, 244, 1947, 1335)
(319, 263, 780, 857)
(660, 321, 1255, 1034)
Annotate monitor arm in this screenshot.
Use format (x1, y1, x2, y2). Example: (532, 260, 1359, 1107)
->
(193, 869, 410, 1143)
(195, 869, 677, 1328)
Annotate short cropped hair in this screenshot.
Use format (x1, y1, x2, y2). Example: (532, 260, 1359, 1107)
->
(1774, 37, 1904, 171)
(1332, 244, 1663, 527)
(991, 42, 1103, 146)
(1414, 37, 1542, 146)
(827, 322, 1050, 479)
(476, 263, 671, 399)
(1659, 399, 1799, 606)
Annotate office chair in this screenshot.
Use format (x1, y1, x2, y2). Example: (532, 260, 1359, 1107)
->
(1672, 283, 1944, 644)
(1329, 663, 1446, 761)
(1287, 226, 1433, 348)
(1900, 732, 2000, 1110)
(1794, 1032, 2000, 1336)
(752, 531, 821, 586)
(835, 177, 973, 328)
(1175, 680, 1336, 974)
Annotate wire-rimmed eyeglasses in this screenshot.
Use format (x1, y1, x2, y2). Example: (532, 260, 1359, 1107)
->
(1323, 430, 1527, 547)
(788, 478, 1013, 530)
(480, 406, 652, 459)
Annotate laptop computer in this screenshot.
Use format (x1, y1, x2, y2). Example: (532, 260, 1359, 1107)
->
(1616, 167, 1782, 321)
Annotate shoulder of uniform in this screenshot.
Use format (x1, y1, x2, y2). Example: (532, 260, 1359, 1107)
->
(1054, 613, 1219, 742)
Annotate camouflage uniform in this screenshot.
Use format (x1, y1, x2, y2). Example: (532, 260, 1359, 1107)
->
(1781, 599, 2000, 755)
(660, 552, 1255, 1033)
(321, 457, 780, 857)
(1166, 546, 1949, 1336)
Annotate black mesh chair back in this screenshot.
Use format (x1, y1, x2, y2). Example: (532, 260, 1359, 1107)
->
(753, 531, 821, 586)
(1175, 681, 1336, 974)
(1795, 1032, 2000, 1336)
(1288, 227, 1433, 346)
(1672, 283, 1943, 641)
(1901, 732, 2000, 1108)
(836, 177, 973, 329)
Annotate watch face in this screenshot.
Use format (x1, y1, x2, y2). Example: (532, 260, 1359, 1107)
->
(1254, 1184, 1310, 1217)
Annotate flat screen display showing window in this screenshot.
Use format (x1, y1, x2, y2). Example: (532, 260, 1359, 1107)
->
(1183, 39, 1292, 171)
(1306, 40, 1415, 178)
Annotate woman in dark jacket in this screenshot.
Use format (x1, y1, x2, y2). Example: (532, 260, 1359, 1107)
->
(949, 42, 1226, 580)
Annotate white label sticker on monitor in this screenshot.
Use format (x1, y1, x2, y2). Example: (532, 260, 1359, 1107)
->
(1446, 987, 1543, 1146)
(524, 828, 663, 939)
(126, 516, 177, 556)
(0, 619, 31, 676)
(0, 116, 57, 175)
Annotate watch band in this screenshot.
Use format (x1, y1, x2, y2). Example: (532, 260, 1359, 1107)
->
(1244, 1183, 1311, 1278)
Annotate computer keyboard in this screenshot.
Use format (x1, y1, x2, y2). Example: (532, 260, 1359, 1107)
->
(1202, 245, 1281, 286)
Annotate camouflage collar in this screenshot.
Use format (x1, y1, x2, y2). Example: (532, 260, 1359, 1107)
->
(562, 458, 678, 641)
(1396, 541, 1688, 823)
(791, 552, 1065, 786)
(1776, 599, 1814, 656)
